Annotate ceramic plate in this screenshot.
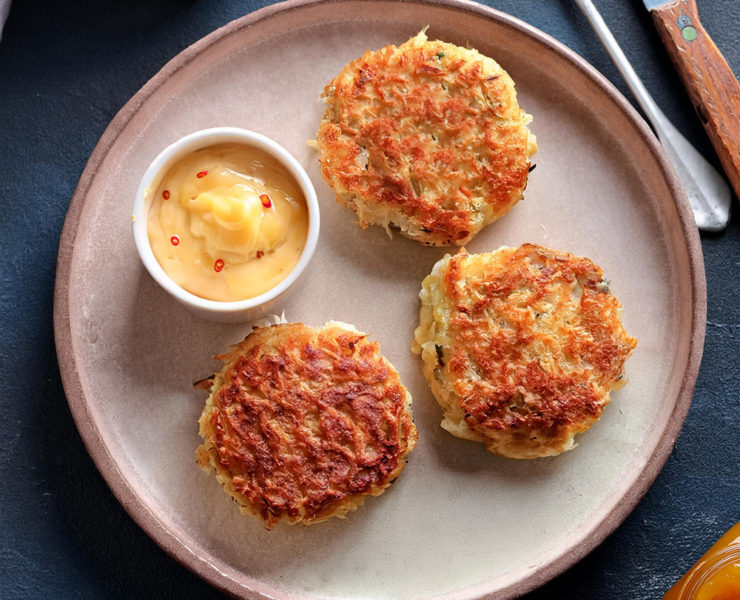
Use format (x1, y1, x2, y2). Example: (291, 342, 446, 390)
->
(54, 1, 706, 598)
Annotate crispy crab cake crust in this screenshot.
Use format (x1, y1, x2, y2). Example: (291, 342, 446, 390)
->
(316, 31, 537, 246)
(197, 321, 417, 529)
(412, 244, 637, 458)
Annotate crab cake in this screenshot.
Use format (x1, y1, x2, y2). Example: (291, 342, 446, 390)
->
(412, 245, 636, 458)
(196, 321, 417, 529)
(316, 31, 537, 246)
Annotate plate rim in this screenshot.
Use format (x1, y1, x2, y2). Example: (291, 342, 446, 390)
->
(53, 0, 707, 598)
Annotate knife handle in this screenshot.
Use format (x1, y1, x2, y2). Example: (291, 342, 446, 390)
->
(650, 0, 740, 201)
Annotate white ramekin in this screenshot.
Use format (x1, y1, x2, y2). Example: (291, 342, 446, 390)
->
(132, 127, 320, 323)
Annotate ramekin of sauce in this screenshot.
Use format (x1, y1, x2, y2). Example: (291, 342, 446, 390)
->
(132, 128, 319, 322)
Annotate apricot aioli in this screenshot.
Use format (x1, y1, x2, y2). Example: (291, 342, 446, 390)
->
(664, 521, 740, 600)
(146, 143, 308, 302)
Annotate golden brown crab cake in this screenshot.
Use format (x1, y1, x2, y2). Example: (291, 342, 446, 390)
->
(196, 321, 417, 529)
(316, 30, 537, 246)
(412, 245, 636, 458)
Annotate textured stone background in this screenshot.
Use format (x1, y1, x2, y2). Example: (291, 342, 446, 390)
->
(0, 0, 737, 598)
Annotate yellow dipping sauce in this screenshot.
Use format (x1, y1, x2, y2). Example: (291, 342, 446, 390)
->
(147, 142, 309, 302)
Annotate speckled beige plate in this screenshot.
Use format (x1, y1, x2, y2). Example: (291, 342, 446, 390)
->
(53, 1, 706, 598)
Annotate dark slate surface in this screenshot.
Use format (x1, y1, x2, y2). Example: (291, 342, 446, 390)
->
(0, 0, 737, 598)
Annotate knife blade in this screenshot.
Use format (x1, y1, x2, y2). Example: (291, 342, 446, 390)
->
(643, 0, 740, 202)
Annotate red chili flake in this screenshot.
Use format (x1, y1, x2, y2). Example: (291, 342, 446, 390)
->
(214, 258, 225, 272)
(170, 235, 180, 246)
(196, 170, 208, 179)
(162, 190, 171, 200)
(259, 193, 272, 208)
(256, 251, 264, 259)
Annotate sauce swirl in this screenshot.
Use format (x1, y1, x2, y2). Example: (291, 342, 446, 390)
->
(147, 143, 308, 302)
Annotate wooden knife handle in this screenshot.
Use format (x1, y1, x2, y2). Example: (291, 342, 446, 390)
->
(651, 0, 740, 200)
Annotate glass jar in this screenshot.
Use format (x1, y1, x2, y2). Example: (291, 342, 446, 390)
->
(663, 521, 740, 600)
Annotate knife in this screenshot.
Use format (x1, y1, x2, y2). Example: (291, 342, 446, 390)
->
(645, 0, 740, 203)
(574, 0, 731, 231)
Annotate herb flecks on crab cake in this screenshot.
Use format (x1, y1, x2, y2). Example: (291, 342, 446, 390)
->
(412, 244, 636, 458)
(196, 321, 417, 528)
(316, 31, 537, 246)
